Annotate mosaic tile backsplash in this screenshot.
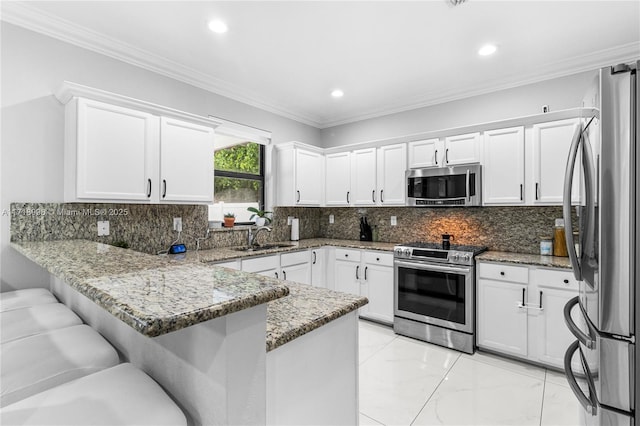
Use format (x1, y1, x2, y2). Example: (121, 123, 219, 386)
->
(11, 203, 571, 255)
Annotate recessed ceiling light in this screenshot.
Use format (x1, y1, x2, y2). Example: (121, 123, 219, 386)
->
(478, 44, 497, 56)
(208, 20, 228, 34)
(331, 89, 344, 98)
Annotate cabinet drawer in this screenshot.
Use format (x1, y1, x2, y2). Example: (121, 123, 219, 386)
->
(335, 248, 361, 262)
(478, 262, 529, 284)
(242, 255, 279, 273)
(534, 268, 579, 291)
(363, 251, 393, 267)
(280, 250, 310, 267)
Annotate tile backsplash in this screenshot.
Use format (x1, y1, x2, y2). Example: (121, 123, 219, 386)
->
(11, 202, 571, 255)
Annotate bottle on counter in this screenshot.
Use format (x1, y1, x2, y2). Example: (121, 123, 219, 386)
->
(540, 236, 553, 256)
(553, 218, 568, 257)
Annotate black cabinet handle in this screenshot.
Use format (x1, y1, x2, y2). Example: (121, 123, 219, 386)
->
(435, 149, 438, 165)
(522, 288, 526, 306)
(535, 183, 539, 200)
(296, 190, 301, 203)
(564, 279, 569, 284)
(346, 191, 350, 204)
(364, 266, 368, 281)
(345, 253, 349, 258)
(312, 251, 317, 265)
(162, 179, 167, 198)
(376, 257, 380, 261)
(500, 271, 505, 276)
(372, 190, 376, 203)
(445, 148, 449, 164)
(283, 270, 287, 280)
(539, 291, 543, 309)
(275, 272, 279, 279)
(147, 179, 152, 198)
(520, 184, 523, 201)
(356, 265, 360, 280)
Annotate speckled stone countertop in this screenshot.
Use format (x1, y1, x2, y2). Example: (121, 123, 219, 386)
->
(266, 282, 367, 352)
(190, 238, 396, 263)
(477, 251, 572, 269)
(11, 240, 290, 337)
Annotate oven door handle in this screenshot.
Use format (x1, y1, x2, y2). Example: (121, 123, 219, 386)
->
(394, 260, 472, 274)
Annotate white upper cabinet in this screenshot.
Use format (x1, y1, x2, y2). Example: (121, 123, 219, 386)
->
(443, 132, 481, 165)
(64, 97, 215, 204)
(376, 144, 407, 205)
(160, 117, 214, 203)
(483, 127, 525, 205)
(532, 119, 581, 204)
(351, 148, 377, 205)
(275, 143, 324, 206)
(408, 138, 442, 168)
(325, 152, 352, 206)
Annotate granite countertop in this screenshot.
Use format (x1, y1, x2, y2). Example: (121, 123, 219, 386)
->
(477, 251, 572, 269)
(11, 240, 289, 337)
(266, 282, 367, 352)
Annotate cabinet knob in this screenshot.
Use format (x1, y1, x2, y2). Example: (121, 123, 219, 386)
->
(345, 254, 348, 257)
(376, 257, 380, 261)
(563, 279, 569, 284)
(500, 271, 505, 276)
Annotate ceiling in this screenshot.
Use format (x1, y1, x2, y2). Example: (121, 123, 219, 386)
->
(3, 1, 639, 128)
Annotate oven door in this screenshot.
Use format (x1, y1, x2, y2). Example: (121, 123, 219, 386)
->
(394, 260, 473, 333)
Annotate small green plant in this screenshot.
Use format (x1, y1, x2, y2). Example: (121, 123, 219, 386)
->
(224, 212, 236, 218)
(247, 207, 272, 224)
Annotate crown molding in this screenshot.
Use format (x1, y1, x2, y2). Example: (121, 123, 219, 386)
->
(3, 2, 638, 130)
(317, 41, 640, 129)
(1, 1, 324, 128)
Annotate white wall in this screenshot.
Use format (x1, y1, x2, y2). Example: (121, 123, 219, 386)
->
(320, 71, 597, 147)
(0, 23, 321, 291)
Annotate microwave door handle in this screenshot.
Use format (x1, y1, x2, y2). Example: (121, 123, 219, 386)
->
(563, 123, 583, 281)
(466, 169, 471, 204)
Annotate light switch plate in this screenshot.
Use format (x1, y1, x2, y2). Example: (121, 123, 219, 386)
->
(390, 216, 397, 226)
(97, 220, 109, 236)
(329, 214, 334, 224)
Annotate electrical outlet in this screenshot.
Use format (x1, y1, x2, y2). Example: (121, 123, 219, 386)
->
(97, 220, 109, 236)
(329, 214, 334, 224)
(173, 217, 182, 232)
(287, 216, 294, 225)
(390, 216, 397, 226)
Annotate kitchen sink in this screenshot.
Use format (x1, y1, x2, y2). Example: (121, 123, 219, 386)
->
(233, 244, 295, 252)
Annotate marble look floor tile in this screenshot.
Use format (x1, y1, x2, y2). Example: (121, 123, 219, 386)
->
(545, 368, 571, 388)
(413, 356, 544, 426)
(359, 337, 459, 426)
(462, 350, 547, 380)
(359, 320, 397, 364)
(359, 412, 385, 425)
(541, 381, 581, 426)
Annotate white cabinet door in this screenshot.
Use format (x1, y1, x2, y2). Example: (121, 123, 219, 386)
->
(483, 127, 525, 205)
(477, 279, 528, 357)
(408, 138, 442, 168)
(444, 132, 481, 165)
(351, 148, 377, 205)
(334, 260, 361, 297)
(74, 98, 158, 201)
(325, 152, 351, 206)
(310, 248, 326, 288)
(160, 117, 214, 203)
(377, 144, 407, 206)
(295, 149, 323, 205)
(532, 119, 580, 204)
(360, 263, 394, 324)
(281, 262, 311, 285)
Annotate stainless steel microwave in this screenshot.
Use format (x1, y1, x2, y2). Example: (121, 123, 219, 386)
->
(406, 165, 482, 207)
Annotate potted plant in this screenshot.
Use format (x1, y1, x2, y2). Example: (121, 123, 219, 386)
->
(247, 207, 272, 226)
(223, 212, 236, 228)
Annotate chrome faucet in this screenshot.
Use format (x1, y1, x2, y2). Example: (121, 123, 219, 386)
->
(248, 226, 272, 247)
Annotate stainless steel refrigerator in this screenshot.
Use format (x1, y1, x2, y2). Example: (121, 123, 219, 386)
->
(563, 62, 638, 426)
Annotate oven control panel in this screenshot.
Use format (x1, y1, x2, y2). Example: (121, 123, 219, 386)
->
(394, 245, 477, 266)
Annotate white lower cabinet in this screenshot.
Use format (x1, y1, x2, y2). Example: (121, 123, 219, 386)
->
(280, 251, 311, 285)
(333, 248, 394, 325)
(242, 255, 280, 279)
(477, 261, 579, 369)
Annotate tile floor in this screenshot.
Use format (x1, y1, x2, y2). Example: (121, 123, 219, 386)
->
(358, 320, 581, 426)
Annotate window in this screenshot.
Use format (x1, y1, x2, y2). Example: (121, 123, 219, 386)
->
(210, 138, 265, 224)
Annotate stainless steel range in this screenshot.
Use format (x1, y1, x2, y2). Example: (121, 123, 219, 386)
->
(393, 242, 486, 354)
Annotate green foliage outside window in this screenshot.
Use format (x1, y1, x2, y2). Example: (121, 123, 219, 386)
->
(214, 143, 261, 193)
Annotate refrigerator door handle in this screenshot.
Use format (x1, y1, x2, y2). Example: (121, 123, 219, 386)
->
(563, 124, 583, 280)
(563, 296, 596, 349)
(564, 340, 598, 416)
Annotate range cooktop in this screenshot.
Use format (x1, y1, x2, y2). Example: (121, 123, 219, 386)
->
(393, 241, 487, 265)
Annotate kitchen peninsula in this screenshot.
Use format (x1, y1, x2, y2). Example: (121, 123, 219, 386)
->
(11, 239, 368, 425)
